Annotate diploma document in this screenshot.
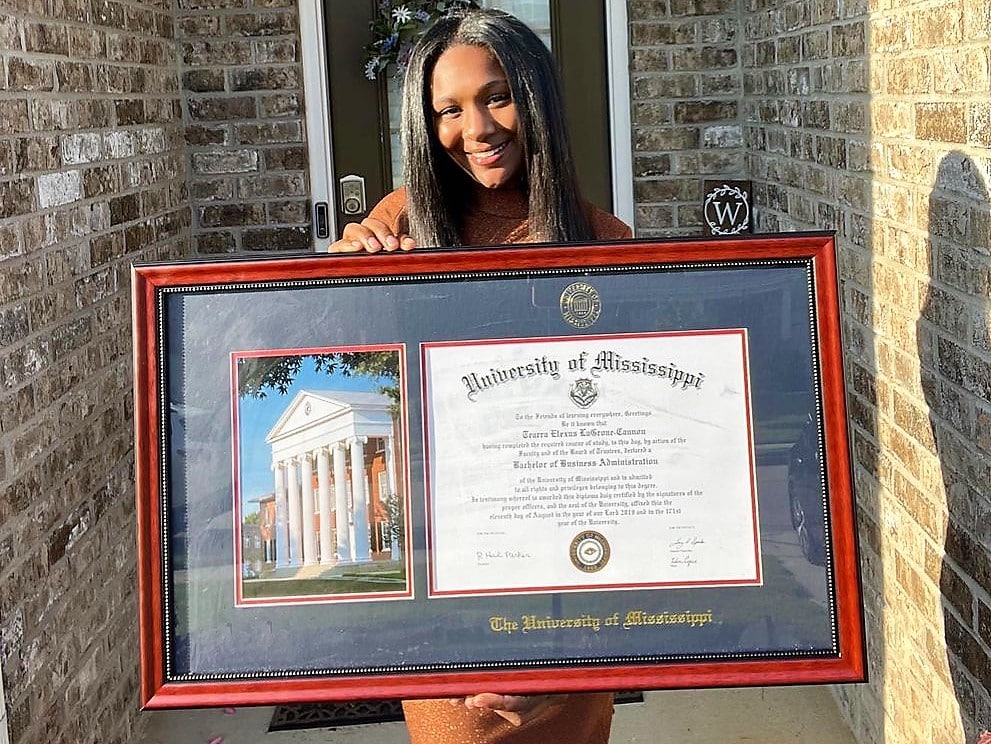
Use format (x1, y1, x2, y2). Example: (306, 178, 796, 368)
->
(422, 330, 761, 597)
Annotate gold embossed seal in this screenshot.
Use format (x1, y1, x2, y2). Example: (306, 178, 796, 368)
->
(569, 530, 610, 573)
(560, 282, 601, 328)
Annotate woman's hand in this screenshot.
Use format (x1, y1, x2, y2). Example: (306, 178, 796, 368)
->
(328, 217, 416, 253)
(461, 694, 567, 727)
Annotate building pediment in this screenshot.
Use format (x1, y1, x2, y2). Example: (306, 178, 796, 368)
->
(265, 390, 391, 444)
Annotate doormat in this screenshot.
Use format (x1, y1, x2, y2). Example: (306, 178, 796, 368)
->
(269, 692, 645, 731)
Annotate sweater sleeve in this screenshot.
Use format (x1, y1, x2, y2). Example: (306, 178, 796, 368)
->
(366, 187, 410, 235)
(585, 202, 633, 240)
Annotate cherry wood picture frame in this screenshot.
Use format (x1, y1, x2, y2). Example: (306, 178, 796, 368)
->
(132, 233, 865, 709)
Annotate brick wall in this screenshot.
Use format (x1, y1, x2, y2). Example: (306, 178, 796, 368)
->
(1, 0, 988, 742)
(176, 0, 310, 253)
(628, 0, 746, 236)
(0, 1, 190, 742)
(745, 0, 991, 742)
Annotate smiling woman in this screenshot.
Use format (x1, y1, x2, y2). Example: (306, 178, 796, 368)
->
(329, 7, 628, 255)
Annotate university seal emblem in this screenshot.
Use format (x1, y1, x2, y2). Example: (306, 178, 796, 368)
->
(560, 282, 601, 328)
(569, 378, 598, 408)
(570, 531, 610, 573)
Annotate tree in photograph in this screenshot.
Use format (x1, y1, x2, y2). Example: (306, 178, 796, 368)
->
(237, 352, 401, 408)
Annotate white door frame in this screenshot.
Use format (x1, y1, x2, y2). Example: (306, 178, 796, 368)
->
(604, 0, 634, 230)
(298, 0, 335, 252)
(299, 0, 635, 251)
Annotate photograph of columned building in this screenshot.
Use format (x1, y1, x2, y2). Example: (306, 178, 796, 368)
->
(233, 350, 410, 603)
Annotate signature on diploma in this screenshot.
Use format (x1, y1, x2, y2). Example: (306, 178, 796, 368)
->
(669, 534, 705, 553)
(476, 549, 532, 566)
(669, 534, 704, 568)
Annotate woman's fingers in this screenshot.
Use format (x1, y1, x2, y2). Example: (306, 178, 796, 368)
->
(328, 237, 364, 253)
(463, 694, 566, 727)
(344, 220, 386, 252)
(328, 219, 416, 253)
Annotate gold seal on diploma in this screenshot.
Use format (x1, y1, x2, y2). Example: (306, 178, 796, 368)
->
(570, 531, 611, 573)
(560, 282, 601, 328)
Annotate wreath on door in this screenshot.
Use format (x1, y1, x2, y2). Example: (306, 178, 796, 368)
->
(363, 0, 478, 80)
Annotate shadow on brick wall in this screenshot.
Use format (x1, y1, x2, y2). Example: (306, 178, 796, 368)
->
(923, 151, 991, 739)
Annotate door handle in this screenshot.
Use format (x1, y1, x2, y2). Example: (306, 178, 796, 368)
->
(339, 174, 366, 216)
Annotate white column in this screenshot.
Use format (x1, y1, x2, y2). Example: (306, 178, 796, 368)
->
(300, 452, 317, 566)
(350, 436, 371, 562)
(286, 456, 302, 567)
(384, 435, 401, 559)
(333, 441, 351, 562)
(273, 461, 290, 568)
(317, 447, 333, 565)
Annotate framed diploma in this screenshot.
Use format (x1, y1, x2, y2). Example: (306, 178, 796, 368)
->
(132, 233, 866, 708)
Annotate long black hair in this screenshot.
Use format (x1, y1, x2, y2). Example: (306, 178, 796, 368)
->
(400, 7, 594, 247)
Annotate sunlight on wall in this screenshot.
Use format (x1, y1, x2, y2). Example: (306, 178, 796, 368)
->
(864, 0, 991, 739)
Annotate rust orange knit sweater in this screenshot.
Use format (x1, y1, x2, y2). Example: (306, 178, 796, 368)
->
(367, 184, 632, 246)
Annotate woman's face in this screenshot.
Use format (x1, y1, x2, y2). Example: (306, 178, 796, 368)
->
(430, 44, 523, 189)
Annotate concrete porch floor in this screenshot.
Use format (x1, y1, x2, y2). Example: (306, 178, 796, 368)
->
(139, 686, 859, 743)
